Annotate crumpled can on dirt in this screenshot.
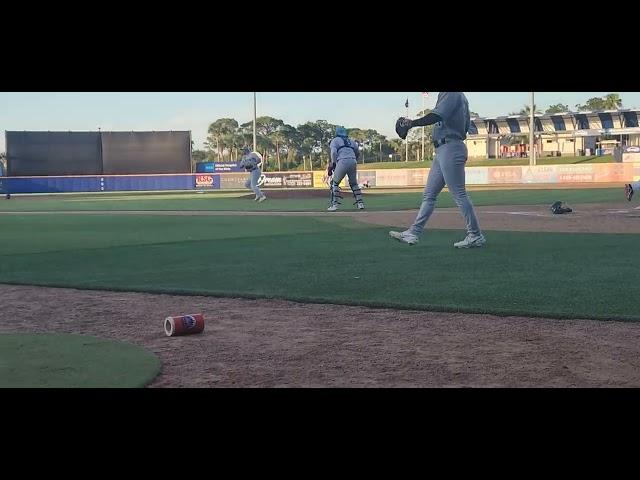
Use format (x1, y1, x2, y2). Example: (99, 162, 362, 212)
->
(164, 314, 205, 337)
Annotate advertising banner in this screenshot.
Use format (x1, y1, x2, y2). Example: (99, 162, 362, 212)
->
(521, 165, 558, 184)
(194, 174, 221, 189)
(487, 166, 522, 184)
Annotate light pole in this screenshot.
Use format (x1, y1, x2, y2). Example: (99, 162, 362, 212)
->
(529, 92, 536, 166)
(421, 92, 427, 161)
(253, 92, 257, 152)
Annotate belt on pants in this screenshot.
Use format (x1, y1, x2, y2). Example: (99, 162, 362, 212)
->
(432, 137, 463, 149)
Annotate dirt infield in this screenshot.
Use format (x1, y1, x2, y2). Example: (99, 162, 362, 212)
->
(233, 182, 623, 199)
(2, 284, 640, 388)
(356, 202, 640, 234)
(240, 189, 330, 199)
(3, 201, 638, 233)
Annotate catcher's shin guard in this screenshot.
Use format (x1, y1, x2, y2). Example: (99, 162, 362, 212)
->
(350, 182, 363, 205)
(330, 180, 343, 206)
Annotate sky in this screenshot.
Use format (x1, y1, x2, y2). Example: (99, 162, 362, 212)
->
(2, 92, 639, 152)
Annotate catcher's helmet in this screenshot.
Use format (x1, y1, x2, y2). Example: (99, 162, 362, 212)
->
(336, 126, 348, 137)
(241, 147, 251, 156)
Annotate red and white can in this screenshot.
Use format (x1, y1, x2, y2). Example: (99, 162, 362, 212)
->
(164, 314, 205, 337)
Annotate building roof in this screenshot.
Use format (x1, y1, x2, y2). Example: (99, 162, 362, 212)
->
(470, 109, 640, 136)
(473, 108, 640, 122)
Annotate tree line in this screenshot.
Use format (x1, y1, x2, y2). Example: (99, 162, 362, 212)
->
(196, 93, 626, 170)
(193, 116, 435, 171)
(510, 93, 623, 116)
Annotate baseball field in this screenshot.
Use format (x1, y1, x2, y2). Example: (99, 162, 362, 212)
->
(2, 185, 640, 387)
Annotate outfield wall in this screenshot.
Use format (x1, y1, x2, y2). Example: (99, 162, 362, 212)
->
(1, 163, 639, 194)
(351, 163, 640, 188)
(6, 131, 192, 176)
(322, 163, 640, 188)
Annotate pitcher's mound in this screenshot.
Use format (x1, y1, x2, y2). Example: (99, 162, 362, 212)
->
(0, 333, 161, 387)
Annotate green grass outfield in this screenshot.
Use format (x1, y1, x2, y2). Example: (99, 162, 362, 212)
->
(0, 187, 625, 212)
(0, 187, 638, 322)
(359, 155, 613, 170)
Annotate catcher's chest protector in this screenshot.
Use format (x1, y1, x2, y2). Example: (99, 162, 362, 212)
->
(337, 137, 356, 155)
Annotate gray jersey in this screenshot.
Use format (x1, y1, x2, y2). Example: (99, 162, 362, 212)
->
(432, 92, 471, 143)
(330, 136, 360, 164)
(240, 152, 262, 171)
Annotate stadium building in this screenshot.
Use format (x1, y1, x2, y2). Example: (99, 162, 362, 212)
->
(465, 109, 640, 159)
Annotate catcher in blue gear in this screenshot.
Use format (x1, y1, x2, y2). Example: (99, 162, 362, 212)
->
(326, 126, 365, 211)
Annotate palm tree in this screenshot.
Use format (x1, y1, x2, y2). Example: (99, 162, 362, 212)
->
(603, 93, 622, 109)
(227, 130, 246, 161)
(346, 128, 367, 162)
(207, 118, 238, 161)
(576, 94, 622, 112)
(235, 124, 254, 155)
(371, 133, 389, 162)
(298, 137, 316, 169)
(545, 104, 570, 114)
(389, 138, 405, 161)
(255, 135, 273, 169)
(510, 104, 542, 116)
(278, 124, 299, 170)
(270, 127, 287, 171)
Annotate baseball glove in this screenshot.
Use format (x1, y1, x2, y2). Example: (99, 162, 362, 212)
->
(550, 201, 573, 214)
(395, 117, 413, 140)
(240, 158, 257, 171)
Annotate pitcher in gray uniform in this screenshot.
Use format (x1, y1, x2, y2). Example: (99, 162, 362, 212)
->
(327, 126, 365, 211)
(389, 92, 485, 248)
(240, 147, 267, 202)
